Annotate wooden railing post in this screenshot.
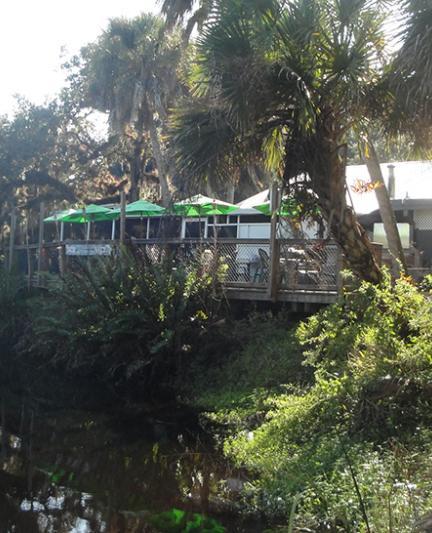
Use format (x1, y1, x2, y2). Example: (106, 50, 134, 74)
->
(8, 207, 17, 272)
(27, 248, 33, 289)
(25, 216, 33, 289)
(59, 244, 67, 276)
(37, 202, 45, 283)
(267, 182, 281, 301)
(336, 246, 344, 295)
(371, 242, 383, 267)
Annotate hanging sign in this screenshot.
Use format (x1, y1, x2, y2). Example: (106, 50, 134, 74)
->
(65, 244, 112, 256)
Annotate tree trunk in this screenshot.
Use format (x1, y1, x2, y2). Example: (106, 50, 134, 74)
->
(326, 204, 382, 283)
(148, 117, 171, 207)
(362, 139, 407, 275)
(129, 135, 145, 202)
(293, 119, 382, 283)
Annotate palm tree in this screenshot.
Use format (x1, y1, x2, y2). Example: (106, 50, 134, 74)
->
(160, 0, 216, 42)
(389, 0, 432, 149)
(77, 15, 184, 204)
(170, 0, 392, 281)
(364, 0, 432, 272)
(396, 1, 432, 102)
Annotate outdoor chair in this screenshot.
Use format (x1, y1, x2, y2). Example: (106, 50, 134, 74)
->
(253, 248, 270, 283)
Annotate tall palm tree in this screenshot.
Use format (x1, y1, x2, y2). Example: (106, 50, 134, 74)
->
(170, 0, 391, 281)
(78, 15, 184, 204)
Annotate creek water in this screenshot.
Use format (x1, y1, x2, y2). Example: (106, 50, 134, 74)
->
(0, 405, 265, 533)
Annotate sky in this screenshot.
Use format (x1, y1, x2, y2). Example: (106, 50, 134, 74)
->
(0, 0, 158, 116)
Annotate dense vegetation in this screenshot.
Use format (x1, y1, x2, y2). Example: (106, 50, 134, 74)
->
(182, 274, 432, 531)
(3, 0, 432, 530)
(3, 261, 432, 530)
(2, 0, 431, 278)
(18, 250, 226, 401)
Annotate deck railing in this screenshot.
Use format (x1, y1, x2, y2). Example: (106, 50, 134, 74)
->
(10, 237, 342, 301)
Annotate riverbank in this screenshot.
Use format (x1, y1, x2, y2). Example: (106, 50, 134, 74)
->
(3, 263, 432, 531)
(0, 294, 304, 531)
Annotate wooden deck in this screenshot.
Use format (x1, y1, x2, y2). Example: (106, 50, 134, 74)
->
(225, 286, 338, 304)
(9, 238, 343, 305)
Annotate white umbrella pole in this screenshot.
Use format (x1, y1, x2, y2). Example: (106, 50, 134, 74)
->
(86, 222, 91, 240)
(146, 217, 150, 239)
(111, 219, 115, 240)
(60, 221, 64, 242)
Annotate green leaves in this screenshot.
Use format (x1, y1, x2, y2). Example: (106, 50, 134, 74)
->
(149, 507, 225, 532)
(25, 248, 226, 397)
(213, 275, 432, 530)
(170, 0, 388, 187)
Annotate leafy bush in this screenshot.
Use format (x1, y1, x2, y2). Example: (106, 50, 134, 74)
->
(298, 271, 432, 440)
(212, 274, 432, 530)
(0, 269, 27, 349)
(419, 272, 432, 291)
(0, 269, 29, 383)
(25, 249, 227, 397)
(149, 508, 225, 532)
(182, 312, 309, 418)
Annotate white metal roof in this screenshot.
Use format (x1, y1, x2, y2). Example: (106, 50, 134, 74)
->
(235, 161, 432, 216)
(347, 160, 432, 214)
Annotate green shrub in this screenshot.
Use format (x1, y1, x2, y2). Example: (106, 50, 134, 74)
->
(298, 271, 432, 440)
(213, 274, 432, 530)
(149, 508, 225, 532)
(24, 248, 227, 397)
(0, 269, 27, 344)
(419, 272, 432, 291)
(0, 269, 29, 382)
(183, 313, 309, 413)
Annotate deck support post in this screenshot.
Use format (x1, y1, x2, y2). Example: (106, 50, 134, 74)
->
(120, 191, 126, 244)
(59, 244, 67, 276)
(268, 182, 280, 301)
(37, 202, 45, 283)
(26, 215, 33, 289)
(336, 247, 344, 295)
(8, 207, 17, 272)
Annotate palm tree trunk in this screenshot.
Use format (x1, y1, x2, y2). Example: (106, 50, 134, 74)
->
(362, 139, 407, 275)
(129, 135, 145, 202)
(148, 117, 171, 207)
(327, 204, 382, 283)
(302, 123, 382, 283)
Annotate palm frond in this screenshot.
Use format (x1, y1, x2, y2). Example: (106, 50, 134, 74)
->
(395, 0, 432, 98)
(386, 0, 432, 147)
(159, 0, 196, 27)
(169, 100, 246, 187)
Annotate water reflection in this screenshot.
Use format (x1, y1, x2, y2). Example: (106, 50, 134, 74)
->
(0, 409, 259, 532)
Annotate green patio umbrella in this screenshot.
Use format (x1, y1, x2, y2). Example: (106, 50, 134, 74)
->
(108, 199, 165, 218)
(254, 198, 303, 217)
(44, 209, 78, 223)
(173, 194, 237, 217)
(60, 204, 115, 223)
